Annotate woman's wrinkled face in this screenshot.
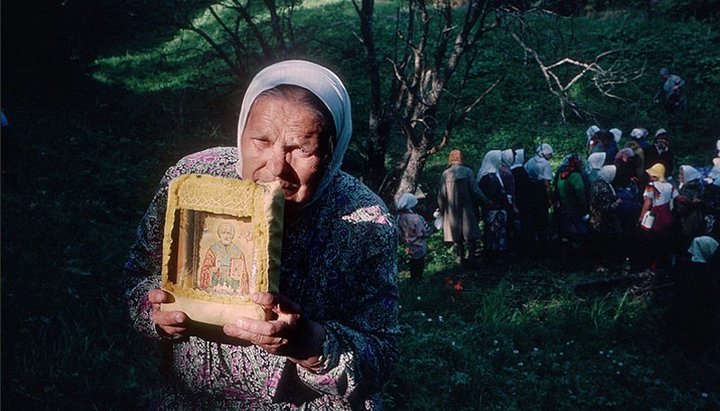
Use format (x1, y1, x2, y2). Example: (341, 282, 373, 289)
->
(241, 95, 326, 216)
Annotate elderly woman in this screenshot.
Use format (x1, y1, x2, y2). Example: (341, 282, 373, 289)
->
(638, 163, 679, 272)
(438, 149, 486, 264)
(555, 154, 588, 246)
(524, 143, 554, 252)
(395, 193, 429, 281)
(586, 152, 606, 186)
(674, 165, 706, 252)
(477, 150, 510, 261)
(123, 60, 399, 409)
(589, 165, 622, 272)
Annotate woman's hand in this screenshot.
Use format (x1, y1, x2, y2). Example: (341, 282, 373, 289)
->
(224, 292, 325, 366)
(149, 289, 191, 338)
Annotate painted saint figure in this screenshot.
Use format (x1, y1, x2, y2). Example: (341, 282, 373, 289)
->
(198, 222, 250, 295)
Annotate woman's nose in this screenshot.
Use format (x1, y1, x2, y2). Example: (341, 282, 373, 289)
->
(267, 149, 290, 177)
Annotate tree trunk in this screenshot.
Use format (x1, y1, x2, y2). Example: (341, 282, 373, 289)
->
(394, 140, 428, 200)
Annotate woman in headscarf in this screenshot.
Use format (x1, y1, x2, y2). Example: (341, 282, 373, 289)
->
(555, 154, 588, 247)
(524, 143, 554, 251)
(438, 149, 486, 264)
(586, 125, 600, 154)
(674, 165, 706, 253)
(705, 164, 720, 238)
(395, 193, 429, 282)
(586, 152, 606, 186)
(477, 150, 510, 261)
(638, 163, 679, 272)
(589, 165, 622, 272)
(613, 148, 643, 266)
(511, 149, 531, 253)
(123, 60, 400, 409)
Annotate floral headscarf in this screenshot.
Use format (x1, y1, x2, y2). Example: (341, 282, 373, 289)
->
(559, 154, 581, 180)
(235, 60, 353, 206)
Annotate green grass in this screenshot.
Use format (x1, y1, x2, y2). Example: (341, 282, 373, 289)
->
(389, 237, 720, 410)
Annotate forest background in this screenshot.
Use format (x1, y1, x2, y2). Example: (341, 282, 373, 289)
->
(2, 0, 720, 409)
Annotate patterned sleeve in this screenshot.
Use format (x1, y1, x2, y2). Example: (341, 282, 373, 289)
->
(296, 205, 400, 400)
(122, 165, 182, 339)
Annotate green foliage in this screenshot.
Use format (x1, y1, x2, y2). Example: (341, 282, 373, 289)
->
(387, 259, 720, 410)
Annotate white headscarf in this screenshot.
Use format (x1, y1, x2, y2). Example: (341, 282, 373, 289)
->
(395, 193, 418, 210)
(609, 128, 622, 144)
(501, 149, 514, 167)
(511, 149, 525, 169)
(477, 150, 503, 187)
(586, 125, 600, 143)
(598, 165, 616, 184)
(688, 236, 719, 264)
(235, 60, 353, 203)
(586, 152, 607, 171)
(631, 128, 648, 140)
(680, 165, 701, 185)
(536, 143, 554, 158)
(709, 165, 720, 186)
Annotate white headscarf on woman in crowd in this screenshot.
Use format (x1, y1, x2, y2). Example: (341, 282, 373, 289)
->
(235, 60, 353, 206)
(477, 150, 504, 187)
(511, 149, 524, 169)
(395, 193, 418, 211)
(709, 165, 720, 186)
(631, 128, 649, 140)
(680, 165, 702, 188)
(688, 236, 719, 264)
(586, 152, 606, 172)
(501, 149, 514, 168)
(598, 165, 617, 195)
(537, 143, 554, 159)
(610, 128, 622, 144)
(525, 144, 554, 181)
(586, 125, 600, 144)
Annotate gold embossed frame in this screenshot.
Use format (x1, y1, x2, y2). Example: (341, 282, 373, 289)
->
(161, 175, 284, 326)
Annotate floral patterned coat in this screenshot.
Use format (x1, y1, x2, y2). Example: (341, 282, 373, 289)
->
(123, 147, 400, 410)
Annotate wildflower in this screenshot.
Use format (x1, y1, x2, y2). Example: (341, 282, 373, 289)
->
(438, 315, 444, 322)
(512, 349, 519, 354)
(517, 362, 524, 367)
(417, 296, 422, 301)
(618, 362, 624, 367)
(599, 351, 604, 355)
(427, 318, 433, 322)
(701, 393, 709, 398)
(453, 280, 464, 296)
(608, 350, 613, 354)
(533, 347, 539, 352)
(493, 340, 498, 345)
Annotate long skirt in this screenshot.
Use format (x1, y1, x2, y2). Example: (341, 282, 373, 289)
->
(483, 209, 508, 252)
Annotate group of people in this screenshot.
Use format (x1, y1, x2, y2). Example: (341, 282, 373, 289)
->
(430, 127, 720, 276)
